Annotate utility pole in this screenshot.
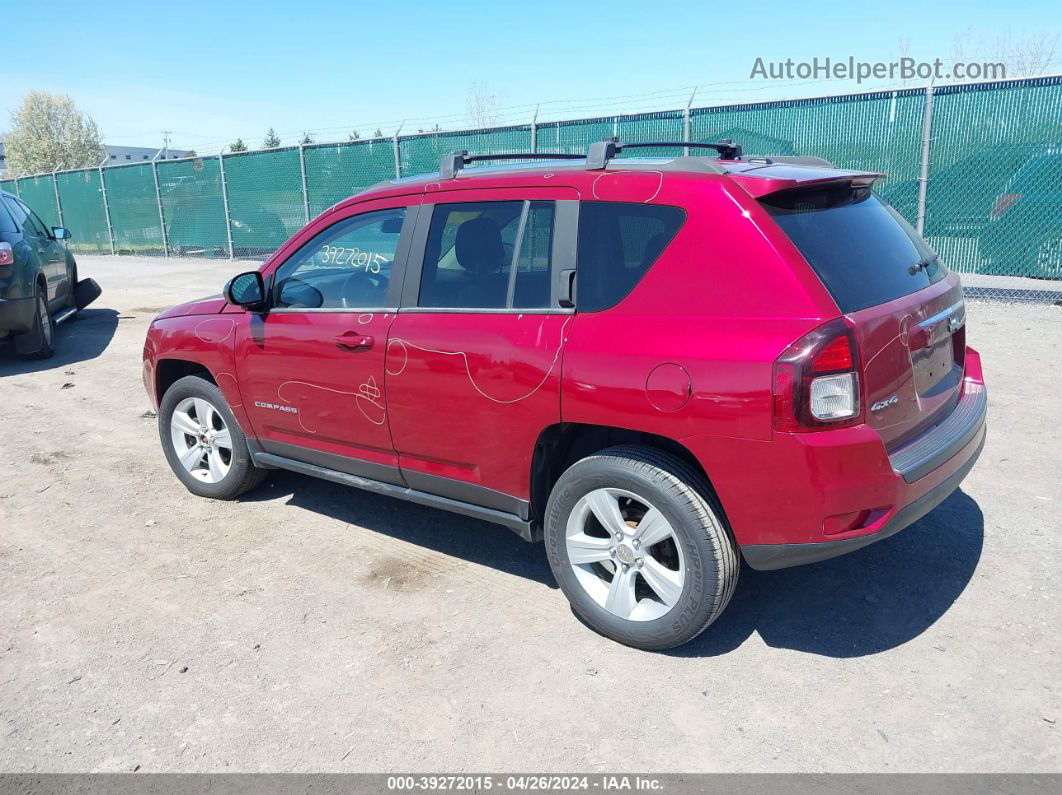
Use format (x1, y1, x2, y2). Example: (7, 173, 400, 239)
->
(161, 130, 172, 159)
(684, 87, 698, 156)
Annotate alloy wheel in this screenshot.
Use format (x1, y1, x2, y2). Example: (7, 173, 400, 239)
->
(565, 488, 686, 622)
(169, 397, 233, 483)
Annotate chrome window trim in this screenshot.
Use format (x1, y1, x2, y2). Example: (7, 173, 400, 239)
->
(396, 306, 574, 315)
(268, 306, 399, 314)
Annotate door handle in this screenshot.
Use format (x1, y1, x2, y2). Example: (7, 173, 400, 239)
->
(334, 333, 374, 352)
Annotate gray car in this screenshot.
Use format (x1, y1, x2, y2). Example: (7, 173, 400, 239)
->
(0, 190, 99, 359)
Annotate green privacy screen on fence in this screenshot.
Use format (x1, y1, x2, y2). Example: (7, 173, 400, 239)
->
(158, 156, 228, 258)
(56, 169, 110, 254)
(103, 163, 163, 254)
(399, 125, 533, 175)
(222, 147, 306, 256)
(925, 76, 1062, 280)
(304, 139, 398, 217)
(4, 75, 1061, 296)
(691, 88, 927, 196)
(15, 175, 60, 228)
(538, 111, 686, 158)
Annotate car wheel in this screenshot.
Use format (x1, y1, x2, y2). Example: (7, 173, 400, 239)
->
(158, 375, 267, 500)
(24, 287, 55, 360)
(544, 445, 739, 650)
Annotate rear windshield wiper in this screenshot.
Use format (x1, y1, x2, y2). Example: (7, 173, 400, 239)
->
(908, 255, 938, 275)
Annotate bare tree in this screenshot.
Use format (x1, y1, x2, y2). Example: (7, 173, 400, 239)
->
(466, 82, 504, 128)
(951, 27, 1059, 79)
(988, 31, 1059, 77)
(897, 37, 912, 86)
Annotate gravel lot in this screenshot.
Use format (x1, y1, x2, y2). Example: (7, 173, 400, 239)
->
(1, 255, 1059, 773)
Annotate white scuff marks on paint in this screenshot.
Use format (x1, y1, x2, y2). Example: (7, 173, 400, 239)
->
(276, 375, 387, 433)
(387, 316, 571, 405)
(215, 372, 243, 408)
(385, 338, 409, 376)
(355, 375, 386, 425)
(194, 318, 236, 344)
(591, 170, 663, 203)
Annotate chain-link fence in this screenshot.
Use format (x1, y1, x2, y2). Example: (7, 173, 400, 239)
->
(3, 74, 1061, 301)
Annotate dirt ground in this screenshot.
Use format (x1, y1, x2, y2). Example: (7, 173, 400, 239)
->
(0, 255, 1059, 773)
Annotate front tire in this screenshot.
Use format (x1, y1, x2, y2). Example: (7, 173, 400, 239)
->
(158, 375, 266, 499)
(544, 446, 739, 650)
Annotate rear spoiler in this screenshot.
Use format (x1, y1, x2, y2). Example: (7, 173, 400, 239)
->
(726, 165, 886, 199)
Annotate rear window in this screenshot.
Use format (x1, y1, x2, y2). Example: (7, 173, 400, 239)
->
(576, 202, 685, 312)
(760, 185, 945, 313)
(0, 196, 24, 233)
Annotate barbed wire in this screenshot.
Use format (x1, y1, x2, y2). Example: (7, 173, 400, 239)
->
(96, 56, 1062, 154)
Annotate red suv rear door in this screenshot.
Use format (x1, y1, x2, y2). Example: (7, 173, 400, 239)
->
(235, 198, 419, 482)
(385, 187, 578, 510)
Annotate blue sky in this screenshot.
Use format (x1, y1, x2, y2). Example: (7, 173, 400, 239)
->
(2, 0, 1059, 151)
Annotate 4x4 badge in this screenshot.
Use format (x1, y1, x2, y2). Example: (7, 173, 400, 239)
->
(870, 395, 899, 412)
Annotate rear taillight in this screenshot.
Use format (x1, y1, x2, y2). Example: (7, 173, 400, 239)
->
(0, 242, 13, 268)
(773, 318, 862, 432)
(991, 193, 1023, 218)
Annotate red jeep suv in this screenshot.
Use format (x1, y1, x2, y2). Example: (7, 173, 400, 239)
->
(143, 140, 987, 650)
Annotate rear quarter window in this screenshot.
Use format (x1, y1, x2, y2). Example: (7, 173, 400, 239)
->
(760, 185, 945, 313)
(576, 202, 685, 312)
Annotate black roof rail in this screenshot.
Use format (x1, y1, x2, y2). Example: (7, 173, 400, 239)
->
(440, 150, 584, 179)
(586, 138, 743, 169)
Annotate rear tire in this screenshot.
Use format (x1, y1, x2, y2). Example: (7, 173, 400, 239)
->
(544, 445, 739, 650)
(158, 375, 267, 500)
(65, 262, 80, 315)
(23, 286, 55, 360)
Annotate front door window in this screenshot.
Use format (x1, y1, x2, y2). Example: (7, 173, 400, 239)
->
(273, 207, 406, 310)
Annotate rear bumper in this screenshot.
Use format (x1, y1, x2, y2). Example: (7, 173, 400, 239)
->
(0, 296, 36, 335)
(685, 347, 987, 570)
(741, 424, 984, 569)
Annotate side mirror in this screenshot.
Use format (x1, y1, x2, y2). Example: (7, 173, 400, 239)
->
(52, 227, 71, 240)
(224, 270, 267, 311)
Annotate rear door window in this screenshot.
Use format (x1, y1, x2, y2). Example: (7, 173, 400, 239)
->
(418, 200, 556, 310)
(576, 202, 685, 312)
(760, 185, 945, 313)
